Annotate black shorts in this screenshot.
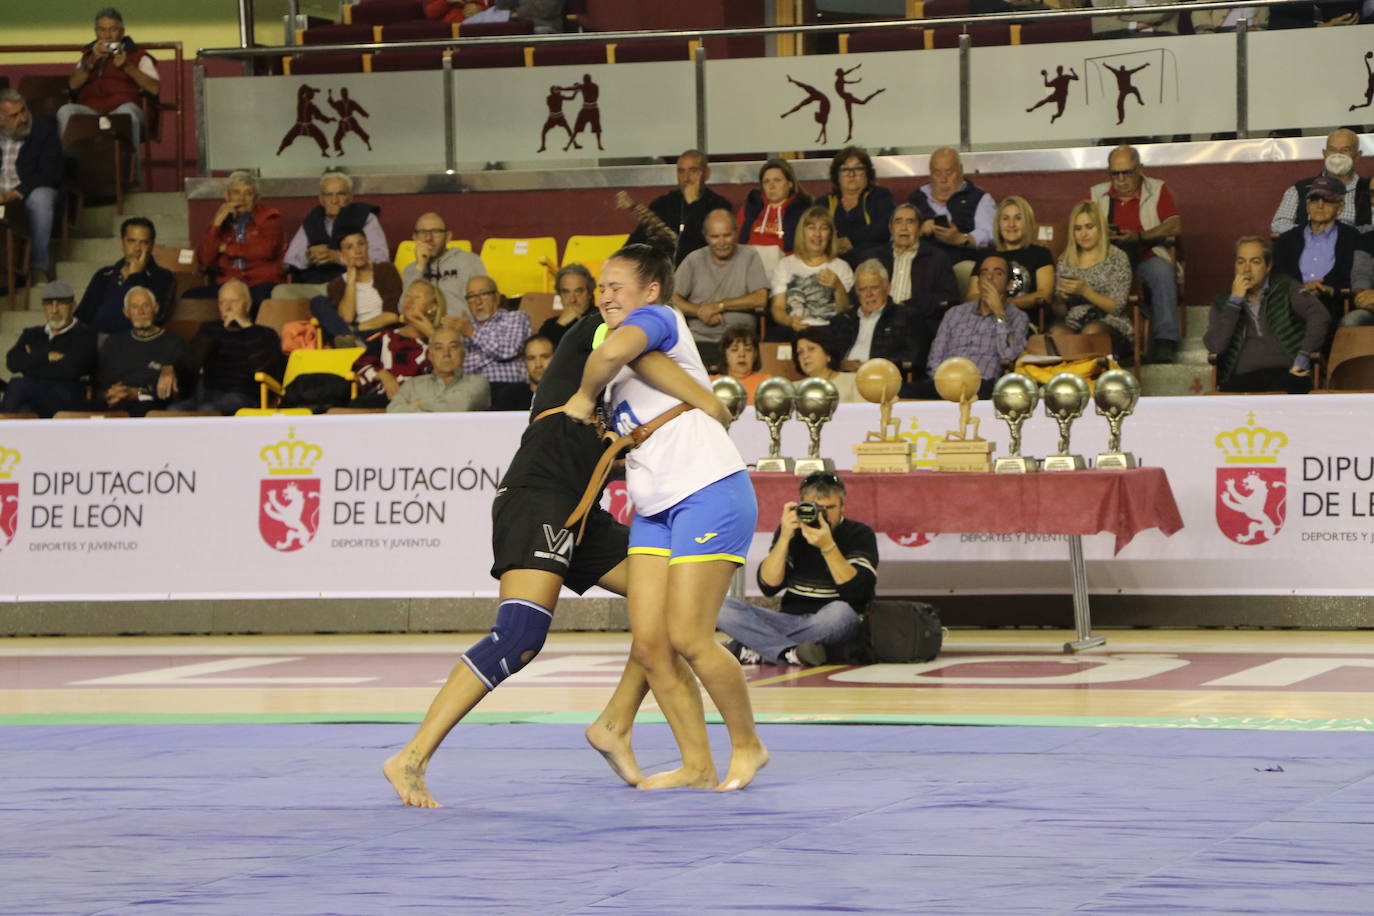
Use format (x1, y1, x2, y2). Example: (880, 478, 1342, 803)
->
(489, 486, 629, 594)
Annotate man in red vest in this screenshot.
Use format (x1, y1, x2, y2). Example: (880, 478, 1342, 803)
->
(58, 8, 160, 179)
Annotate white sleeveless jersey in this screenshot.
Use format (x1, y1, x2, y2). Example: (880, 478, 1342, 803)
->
(605, 305, 746, 516)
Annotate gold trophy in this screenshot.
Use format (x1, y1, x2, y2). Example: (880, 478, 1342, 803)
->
(1041, 371, 1090, 471)
(711, 376, 748, 425)
(793, 376, 839, 475)
(753, 376, 797, 472)
(992, 373, 1040, 474)
(1093, 369, 1140, 469)
(933, 357, 993, 472)
(853, 358, 912, 473)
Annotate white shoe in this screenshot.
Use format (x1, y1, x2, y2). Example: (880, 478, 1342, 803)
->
(738, 647, 762, 665)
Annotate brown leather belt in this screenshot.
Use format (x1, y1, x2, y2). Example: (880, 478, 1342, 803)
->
(537, 402, 696, 543)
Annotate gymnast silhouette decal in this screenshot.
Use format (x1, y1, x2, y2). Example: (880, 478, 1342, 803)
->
(1350, 51, 1374, 112)
(779, 64, 887, 145)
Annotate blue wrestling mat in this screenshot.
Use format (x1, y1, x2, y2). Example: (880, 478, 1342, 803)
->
(2, 723, 1372, 915)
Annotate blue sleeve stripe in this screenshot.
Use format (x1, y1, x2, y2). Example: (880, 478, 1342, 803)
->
(623, 305, 679, 355)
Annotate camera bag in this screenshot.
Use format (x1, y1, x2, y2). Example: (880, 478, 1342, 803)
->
(866, 600, 943, 663)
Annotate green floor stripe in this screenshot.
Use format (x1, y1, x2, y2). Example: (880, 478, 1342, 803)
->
(3, 712, 1372, 731)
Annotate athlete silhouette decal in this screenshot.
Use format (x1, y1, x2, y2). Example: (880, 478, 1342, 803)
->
(779, 64, 886, 145)
(1026, 65, 1079, 123)
(276, 84, 335, 158)
(537, 74, 603, 153)
(327, 87, 372, 155)
(1104, 60, 1150, 125)
(1350, 51, 1374, 112)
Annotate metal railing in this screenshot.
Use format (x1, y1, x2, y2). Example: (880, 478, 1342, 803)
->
(1, 41, 186, 187)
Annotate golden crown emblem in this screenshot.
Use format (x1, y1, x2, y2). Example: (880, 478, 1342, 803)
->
(259, 428, 323, 476)
(1215, 413, 1286, 464)
(0, 444, 18, 480)
(900, 420, 944, 469)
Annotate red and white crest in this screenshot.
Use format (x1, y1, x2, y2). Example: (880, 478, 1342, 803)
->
(1215, 467, 1286, 546)
(602, 481, 635, 526)
(259, 479, 321, 552)
(886, 531, 934, 549)
(0, 482, 18, 549)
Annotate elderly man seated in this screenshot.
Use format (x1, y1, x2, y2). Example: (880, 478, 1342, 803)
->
(455, 275, 531, 410)
(1204, 236, 1328, 394)
(830, 259, 926, 381)
(388, 327, 491, 413)
(0, 88, 62, 286)
(96, 285, 186, 416)
(274, 170, 388, 298)
(1272, 175, 1371, 331)
(906, 253, 1028, 400)
(192, 170, 285, 308)
(672, 208, 770, 371)
(2, 281, 98, 417)
(172, 280, 283, 415)
(908, 147, 994, 290)
(847, 202, 958, 316)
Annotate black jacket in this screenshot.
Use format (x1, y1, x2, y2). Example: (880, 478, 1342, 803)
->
(6, 321, 98, 382)
(628, 186, 734, 266)
(75, 257, 178, 334)
(829, 300, 930, 378)
(15, 116, 63, 199)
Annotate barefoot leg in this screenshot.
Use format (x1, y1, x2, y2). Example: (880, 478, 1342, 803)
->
(585, 654, 650, 787)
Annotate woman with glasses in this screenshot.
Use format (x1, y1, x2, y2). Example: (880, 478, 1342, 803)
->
(815, 146, 894, 258)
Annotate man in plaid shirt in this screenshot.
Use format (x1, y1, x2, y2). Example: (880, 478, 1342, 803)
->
(456, 275, 532, 410)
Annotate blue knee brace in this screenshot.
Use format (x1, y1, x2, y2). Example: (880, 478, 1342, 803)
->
(461, 599, 553, 690)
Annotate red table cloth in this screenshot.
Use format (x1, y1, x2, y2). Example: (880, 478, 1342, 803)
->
(750, 468, 1184, 555)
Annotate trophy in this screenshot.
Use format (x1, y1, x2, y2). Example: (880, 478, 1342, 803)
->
(1093, 369, 1141, 469)
(933, 357, 993, 472)
(992, 373, 1040, 474)
(753, 377, 797, 472)
(1041, 371, 1090, 471)
(793, 376, 839, 475)
(711, 376, 748, 425)
(853, 358, 912, 473)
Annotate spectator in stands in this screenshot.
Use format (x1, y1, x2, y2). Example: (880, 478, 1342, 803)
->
(850, 203, 957, 325)
(1087, 0, 1180, 37)
(739, 158, 812, 265)
(58, 8, 160, 173)
(97, 285, 185, 416)
(624, 150, 732, 265)
(909, 147, 994, 291)
(352, 278, 446, 409)
(1271, 129, 1371, 235)
(75, 217, 175, 334)
(276, 170, 388, 297)
(1204, 236, 1328, 394)
(1270, 2, 1361, 28)
(769, 206, 854, 340)
(495, 0, 566, 32)
(793, 326, 861, 403)
(816, 146, 894, 257)
(1088, 145, 1181, 363)
(1273, 175, 1371, 329)
(1191, 3, 1269, 31)
(521, 334, 554, 403)
(539, 263, 594, 348)
(311, 230, 402, 345)
(1, 281, 97, 417)
(192, 170, 284, 309)
(1054, 201, 1134, 357)
(388, 327, 491, 413)
(425, 0, 492, 24)
(402, 212, 487, 323)
(173, 280, 282, 415)
(455, 274, 531, 410)
(710, 324, 769, 404)
(673, 209, 770, 369)
(972, 195, 1055, 320)
(913, 253, 1028, 400)
(0, 89, 61, 286)
(718, 470, 876, 667)
(831, 259, 925, 381)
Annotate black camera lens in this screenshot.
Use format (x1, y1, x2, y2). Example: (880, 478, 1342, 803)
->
(796, 501, 822, 527)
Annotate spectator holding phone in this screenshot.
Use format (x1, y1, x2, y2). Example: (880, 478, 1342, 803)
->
(908, 147, 995, 292)
(716, 471, 877, 667)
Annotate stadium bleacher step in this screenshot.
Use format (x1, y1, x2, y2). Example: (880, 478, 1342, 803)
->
(1138, 304, 1213, 397)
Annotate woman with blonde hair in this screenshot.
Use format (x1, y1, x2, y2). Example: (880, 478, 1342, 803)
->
(352, 278, 448, 406)
(965, 195, 1056, 316)
(768, 206, 854, 339)
(1054, 200, 1133, 353)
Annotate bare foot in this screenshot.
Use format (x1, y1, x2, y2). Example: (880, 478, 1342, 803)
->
(585, 720, 643, 787)
(637, 764, 718, 790)
(383, 749, 442, 808)
(715, 740, 769, 792)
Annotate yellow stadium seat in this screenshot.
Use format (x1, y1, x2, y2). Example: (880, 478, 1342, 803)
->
(393, 238, 474, 273)
(254, 347, 364, 410)
(561, 233, 629, 282)
(480, 237, 558, 297)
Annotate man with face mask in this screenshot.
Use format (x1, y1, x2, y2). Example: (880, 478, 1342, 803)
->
(1271, 129, 1371, 236)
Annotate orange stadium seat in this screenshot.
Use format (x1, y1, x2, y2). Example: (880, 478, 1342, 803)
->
(1325, 327, 1374, 390)
(481, 238, 558, 297)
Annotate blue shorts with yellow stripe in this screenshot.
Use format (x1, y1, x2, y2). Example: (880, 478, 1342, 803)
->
(628, 470, 757, 566)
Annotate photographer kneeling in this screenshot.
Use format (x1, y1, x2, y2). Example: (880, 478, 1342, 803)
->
(717, 472, 877, 666)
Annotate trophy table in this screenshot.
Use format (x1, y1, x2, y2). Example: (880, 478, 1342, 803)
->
(853, 358, 912, 472)
(933, 357, 993, 472)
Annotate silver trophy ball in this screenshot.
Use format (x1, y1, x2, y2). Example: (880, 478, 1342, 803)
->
(711, 376, 748, 422)
(1093, 369, 1141, 420)
(795, 376, 840, 427)
(1043, 372, 1091, 422)
(754, 376, 797, 423)
(991, 373, 1040, 458)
